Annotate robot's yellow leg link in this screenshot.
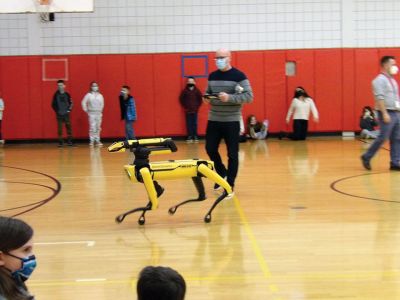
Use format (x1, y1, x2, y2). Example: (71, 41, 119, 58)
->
(198, 164, 232, 194)
(140, 167, 159, 210)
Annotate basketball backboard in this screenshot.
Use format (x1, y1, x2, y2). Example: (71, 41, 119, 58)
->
(0, 0, 94, 13)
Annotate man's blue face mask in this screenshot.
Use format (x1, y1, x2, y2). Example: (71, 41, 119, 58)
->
(216, 58, 228, 70)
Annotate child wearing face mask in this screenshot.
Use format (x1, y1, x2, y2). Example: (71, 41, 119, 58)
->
(285, 87, 319, 140)
(360, 106, 379, 139)
(0, 93, 4, 145)
(179, 77, 203, 142)
(81, 81, 105, 146)
(0, 216, 36, 300)
(119, 85, 137, 140)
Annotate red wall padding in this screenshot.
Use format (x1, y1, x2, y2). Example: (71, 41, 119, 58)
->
(0, 48, 397, 140)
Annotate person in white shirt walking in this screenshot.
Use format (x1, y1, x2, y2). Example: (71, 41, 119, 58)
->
(0, 92, 4, 145)
(285, 86, 319, 140)
(82, 82, 105, 146)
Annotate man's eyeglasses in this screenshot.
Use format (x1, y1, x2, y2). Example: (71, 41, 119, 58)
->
(214, 56, 228, 60)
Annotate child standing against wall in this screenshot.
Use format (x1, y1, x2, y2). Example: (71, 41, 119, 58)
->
(82, 81, 105, 146)
(0, 92, 4, 145)
(119, 85, 137, 140)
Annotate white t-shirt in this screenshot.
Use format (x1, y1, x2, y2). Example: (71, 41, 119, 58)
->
(286, 97, 319, 121)
(0, 98, 4, 120)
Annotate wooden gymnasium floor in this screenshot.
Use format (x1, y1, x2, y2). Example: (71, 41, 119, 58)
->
(1, 137, 400, 300)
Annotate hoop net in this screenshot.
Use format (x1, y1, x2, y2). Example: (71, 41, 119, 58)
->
(34, 0, 52, 22)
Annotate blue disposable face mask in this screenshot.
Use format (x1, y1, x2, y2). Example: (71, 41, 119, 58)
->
(7, 253, 37, 282)
(216, 58, 227, 70)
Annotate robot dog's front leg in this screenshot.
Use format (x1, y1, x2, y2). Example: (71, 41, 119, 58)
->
(115, 167, 163, 225)
(168, 176, 207, 215)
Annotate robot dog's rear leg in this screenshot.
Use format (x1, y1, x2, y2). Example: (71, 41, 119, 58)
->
(115, 201, 152, 225)
(168, 176, 207, 215)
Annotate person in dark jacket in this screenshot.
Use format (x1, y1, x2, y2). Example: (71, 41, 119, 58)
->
(179, 77, 202, 142)
(360, 106, 379, 139)
(119, 85, 137, 140)
(0, 216, 36, 300)
(51, 80, 74, 147)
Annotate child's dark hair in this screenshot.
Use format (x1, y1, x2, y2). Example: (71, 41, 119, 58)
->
(122, 85, 130, 90)
(362, 106, 375, 118)
(137, 266, 186, 300)
(247, 115, 256, 127)
(294, 86, 310, 98)
(90, 81, 98, 91)
(57, 79, 65, 84)
(380, 56, 395, 66)
(0, 216, 34, 300)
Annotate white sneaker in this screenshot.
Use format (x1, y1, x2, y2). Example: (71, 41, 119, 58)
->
(0, 140, 4, 145)
(225, 191, 235, 199)
(96, 141, 103, 147)
(89, 141, 94, 146)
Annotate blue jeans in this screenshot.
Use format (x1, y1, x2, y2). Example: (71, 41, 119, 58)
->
(125, 120, 135, 140)
(186, 112, 198, 138)
(363, 111, 400, 166)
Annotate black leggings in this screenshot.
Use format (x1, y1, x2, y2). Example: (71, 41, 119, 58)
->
(289, 119, 308, 140)
(205, 121, 240, 187)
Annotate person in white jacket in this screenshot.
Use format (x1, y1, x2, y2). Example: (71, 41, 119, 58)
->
(285, 86, 319, 140)
(82, 82, 104, 146)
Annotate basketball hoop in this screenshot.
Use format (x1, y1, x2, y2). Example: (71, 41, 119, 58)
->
(34, 0, 53, 22)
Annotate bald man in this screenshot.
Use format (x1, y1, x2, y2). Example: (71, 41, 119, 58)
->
(204, 48, 253, 193)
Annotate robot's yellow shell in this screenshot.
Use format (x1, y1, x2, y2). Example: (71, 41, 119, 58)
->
(124, 160, 215, 182)
(108, 138, 177, 154)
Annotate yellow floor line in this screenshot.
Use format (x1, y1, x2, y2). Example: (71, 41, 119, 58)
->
(232, 196, 279, 295)
(29, 270, 400, 288)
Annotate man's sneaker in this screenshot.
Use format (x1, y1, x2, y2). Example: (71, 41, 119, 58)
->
(214, 183, 222, 191)
(186, 136, 193, 143)
(361, 155, 371, 170)
(67, 141, 76, 147)
(57, 141, 64, 148)
(89, 141, 94, 147)
(96, 141, 103, 147)
(225, 188, 235, 199)
(194, 136, 199, 143)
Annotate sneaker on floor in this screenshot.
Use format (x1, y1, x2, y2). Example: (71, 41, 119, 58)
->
(225, 191, 235, 199)
(194, 136, 199, 143)
(57, 141, 64, 148)
(89, 141, 94, 146)
(0, 140, 4, 145)
(361, 155, 371, 170)
(186, 137, 193, 143)
(214, 183, 222, 191)
(96, 141, 103, 147)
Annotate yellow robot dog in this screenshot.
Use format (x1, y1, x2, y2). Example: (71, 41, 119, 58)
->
(108, 138, 233, 225)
